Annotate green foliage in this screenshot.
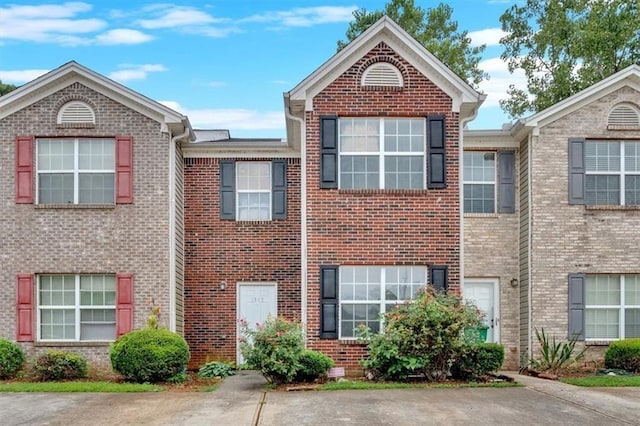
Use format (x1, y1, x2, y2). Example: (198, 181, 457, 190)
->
(530, 328, 586, 373)
(295, 350, 335, 383)
(452, 343, 505, 380)
(337, 0, 487, 88)
(0, 339, 26, 380)
(0, 81, 17, 96)
(110, 328, 190, 383)
(32, 350, 88, 381)
(359, 290, 482, 381)
(166, 371, 189, 384)
(605, 339, 640, 372)
(198, 361, 235, 379)
(499, 0, 640, 118)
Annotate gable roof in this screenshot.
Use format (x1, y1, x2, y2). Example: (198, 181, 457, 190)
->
(0, 61, 194, 139)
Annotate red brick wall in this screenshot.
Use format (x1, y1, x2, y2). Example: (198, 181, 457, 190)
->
(305, 42, 461, 370)
(184, 157, 301, 367)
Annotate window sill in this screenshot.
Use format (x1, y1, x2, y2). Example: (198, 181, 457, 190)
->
(464, 213, 499, 218)
(338, 189, 429, 196)
(585, 340, 612, 346)
(585, 205, 640, 211)
(338, 339, 367, 346)
(35, 341, 112, 347)
(35, 204, 116, 210)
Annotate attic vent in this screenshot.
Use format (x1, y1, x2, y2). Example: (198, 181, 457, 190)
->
(608, 104, 640, 128)
(57, 101, 95, 125)
(361, 63, 403, 87)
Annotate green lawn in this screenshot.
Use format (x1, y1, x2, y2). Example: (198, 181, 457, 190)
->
(0, 381, 162, 392)
(560, 375, 640, 387)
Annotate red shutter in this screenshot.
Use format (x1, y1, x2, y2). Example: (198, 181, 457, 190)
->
(16, 274, 34, 342)
(116, 273, 134, 337)
(15, 136, 34, 204)
(115, 136, 133, 204)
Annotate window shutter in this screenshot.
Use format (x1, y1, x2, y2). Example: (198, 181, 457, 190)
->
(15, 136, 34, 204)
(116, 273, 134, 337)
(427, 115, 446, 189)
(16, 274, 34, 342)
(498, 151, 516, 213)
(320, 266, 339, 339)
(272, 160, 287, 219)
(220, 160, 236, 219)
(115, 136, 134, 204)
(568, 138, 585, 205)
(320, 116, 338, 189)
(568, 273, 585, 340)
(429, 265, 448, 293)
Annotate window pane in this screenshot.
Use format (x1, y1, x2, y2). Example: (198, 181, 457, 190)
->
(384, 119, 424, 153)
(39, 173, 74, 204)
(40, 308, 75, 339)
(340, 303, 380, 338)
(625, 175, 640, 205)
(80, 275, 116, 306)
(40, 275, 75, 306)
(586, 275, 620, 305)
(585, 175, 620, 205)
(625, 275, 640, 305)
(78, 139, 115, 170)
(464, 152, 495, 182)
(585, 308, 619, 339)
(624, 142, 640, 172)
(340, 155, 379, 189)
(78, 173, 115, 204)
(238, 192, 270, 221)
(625, 309, 640, 338)
(586, 141, 620, 172)
(80, 308, 116, 340)
(464, 183, 495, 213)
(384, 156, 423, 189)
(340, 119, 379, 152)
(237, 162, 270, 190)
(38, 139, 73, 171)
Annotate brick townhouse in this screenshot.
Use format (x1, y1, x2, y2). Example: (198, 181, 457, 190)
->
(1, 16, 639, 371)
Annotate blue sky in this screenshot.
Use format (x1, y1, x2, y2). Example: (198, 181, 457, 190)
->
(0, 1, 525, 137)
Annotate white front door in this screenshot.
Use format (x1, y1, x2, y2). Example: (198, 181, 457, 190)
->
(463, 279, 499, 343)
(237, 283, 277, 363)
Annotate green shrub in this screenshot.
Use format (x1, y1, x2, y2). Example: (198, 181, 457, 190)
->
(166, 371, 189, 384)
(0, 339, 26, 380)
(295, 350, 335, 383)
(33, 350, 88, 381)
(359, 290, 482, 381)
(605, 339, 640, 372)
(110, 328, 190, 383)
(530, 328, 585, 373)
(198, 361, 235, 379)
(452, 343, 505, 380)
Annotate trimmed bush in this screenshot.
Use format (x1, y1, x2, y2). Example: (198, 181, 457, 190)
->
(198, 361, 235, 379)
(605, 338, 640, 372)
(452, 343, 505, 380)
(295, 350, 335, 383)
(110, 328, 190, 383)
(33, 350, 88, 381)
(0, 339, 26, 379)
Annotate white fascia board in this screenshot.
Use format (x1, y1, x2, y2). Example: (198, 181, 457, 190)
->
(182, 145, 300, 158)
(464, 129, 519, 149)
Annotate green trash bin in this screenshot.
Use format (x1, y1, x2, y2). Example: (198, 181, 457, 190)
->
(464, 326, 489, 343)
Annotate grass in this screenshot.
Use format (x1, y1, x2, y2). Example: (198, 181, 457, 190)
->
(318, 380, 522, 391)
(560, 375, 640, 387)
(0, 381, 162, 392)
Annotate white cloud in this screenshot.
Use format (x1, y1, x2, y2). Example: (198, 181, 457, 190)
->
(270, 80, 289, 85)
(241, 6, 357, 27)
(0, 69, 49, 84)
(468, 28, 506, 47)
(160, 101, 285, 131)
(206, 81, 226, 88)
(137, 5, 221, 29)
(477, 57, 528, 108)
(108, 64, 167, 82)
(96, 29, 154, 45)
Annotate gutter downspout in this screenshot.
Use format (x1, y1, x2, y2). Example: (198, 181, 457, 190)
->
(527, 131, 534, 361)
(169, 124, 191, 333)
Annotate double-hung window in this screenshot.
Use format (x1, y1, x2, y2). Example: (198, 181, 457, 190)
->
(339, 266, 426, 338)
(463, 152, 496, 213)
(339, 118, 425, 189)
(236, 161, 271, 221)
(585, 141, 640, 205)
(585, 274, 640, 340)
(37, 138, 115, 204)
(38, 274, 116, 341)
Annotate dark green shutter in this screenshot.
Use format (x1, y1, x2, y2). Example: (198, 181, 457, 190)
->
(430, 265, 448, 293)
(220, 160, 235, 219)
(498, 151, 515, 213)
(272, 160, 287, 219)
(320, 266, 339, 339)
(427, 115, 446, 189)
(568, 138, 585, 205)
(568, 273, 585, 340)
(320, 116, 338, 188)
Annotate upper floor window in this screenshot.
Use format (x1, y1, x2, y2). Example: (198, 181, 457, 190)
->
(585, 141, 640, 205)
(361, 63, 403, 87)
(339, 118, 425, 189)
(585, 274, 640, 340)
(36, 138, 115, 204)
(237, 161, 271, 221)
(463, 152, 496, 213)
(57, 101, 95, 125)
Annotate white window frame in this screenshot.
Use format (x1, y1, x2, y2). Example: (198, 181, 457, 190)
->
(585, 274, 640, 341)
(235, 161, 271, 221)
(36, 138, 115, 205)
(585, 141, 640, 206)
(37, 274, 116, 342)
(463, 151, 496, 213)
(338, 118, 425, 190)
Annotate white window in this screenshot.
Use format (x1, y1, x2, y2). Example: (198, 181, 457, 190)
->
(339, 266, 426, 338)
(339, 118, 425, 189)
(38, 274, 116, 341)
(36, 138, 115, 204)
(463, 151, 496, 213)
(237, 161, 271, 221)
(585, 275, 640, 340)
(585, 141, 640, 205)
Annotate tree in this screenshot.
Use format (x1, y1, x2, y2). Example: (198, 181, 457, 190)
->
(499, 0, 640, 118)
(0, 81, 17, 96)
(337, 0, 487, 88)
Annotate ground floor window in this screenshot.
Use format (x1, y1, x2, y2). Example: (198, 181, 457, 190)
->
(585, 274, 640, 340)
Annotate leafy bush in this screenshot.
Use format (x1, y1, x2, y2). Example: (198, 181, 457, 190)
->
(166, 371, 189, 384)
(605, 338, 640, 372)
(359, 290, 482, 381)
(295, 350, 335, 383)
(0, 339, 26, 379)
(33, 350, 88, 381)
(529, 328, 585, 373)
(452, 343, 505, 380)
(110, 328, 190, 383)
(198, 361, 235, 379)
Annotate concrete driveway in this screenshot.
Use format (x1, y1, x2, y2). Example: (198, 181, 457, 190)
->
(0, 371, 638, 425)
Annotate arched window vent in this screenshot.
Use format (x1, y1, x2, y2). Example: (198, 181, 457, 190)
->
(608, 103, 640, 129)
(361, 63, 403, 87)
(57, 101, 95, 125)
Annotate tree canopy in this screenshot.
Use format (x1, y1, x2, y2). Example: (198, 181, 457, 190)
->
(337, 0, 487, 89)
(0, 81, 17, 96)
(500, 0, 640, 118)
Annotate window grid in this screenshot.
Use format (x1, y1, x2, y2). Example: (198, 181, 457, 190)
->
(585, 141, 640, 205)
(585, 274, 640, 340)
(236, 161, 271, 221)
(463, 151, 496, 213)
